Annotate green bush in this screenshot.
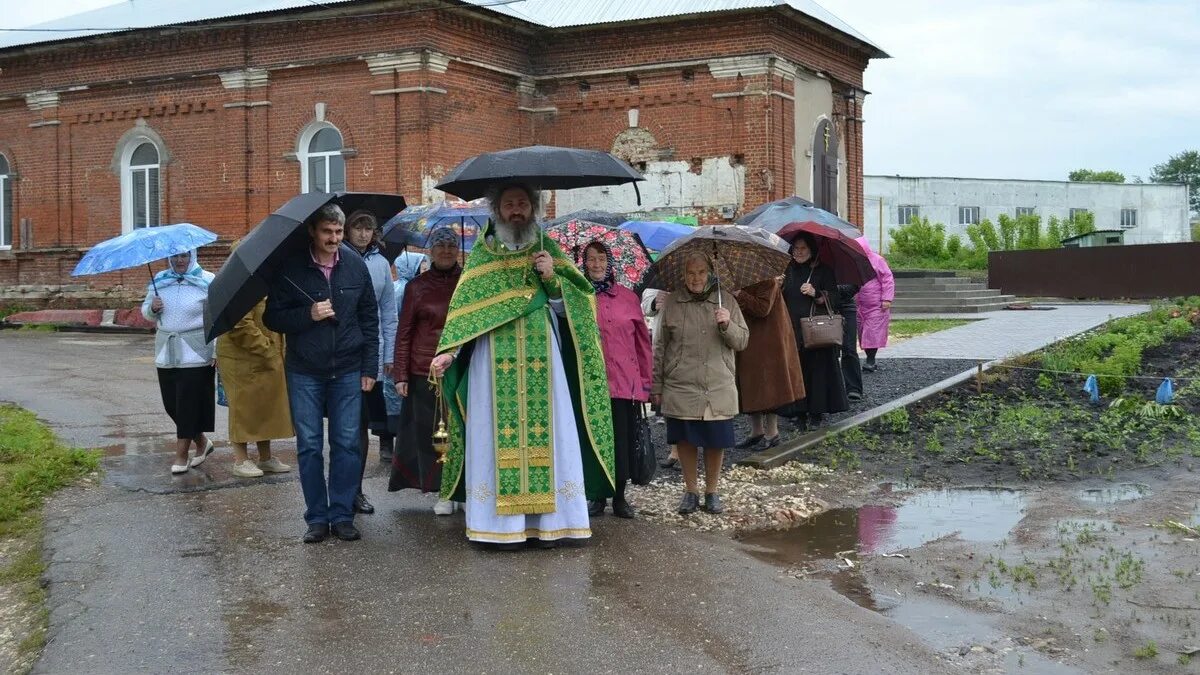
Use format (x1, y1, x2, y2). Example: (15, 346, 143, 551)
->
(889, 216, 946, 259)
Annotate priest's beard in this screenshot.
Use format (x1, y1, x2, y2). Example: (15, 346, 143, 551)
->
(493, 214, 538, 250)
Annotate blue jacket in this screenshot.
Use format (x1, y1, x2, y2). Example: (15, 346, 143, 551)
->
(355, 244, 398, 380)
(263, 243, 379, 379)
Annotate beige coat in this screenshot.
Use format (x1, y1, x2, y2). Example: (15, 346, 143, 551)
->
(652, 291, 749, 420)
(215, 300, 294, 443)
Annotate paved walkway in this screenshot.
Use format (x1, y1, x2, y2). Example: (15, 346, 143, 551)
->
(882, 303, 1150, 361)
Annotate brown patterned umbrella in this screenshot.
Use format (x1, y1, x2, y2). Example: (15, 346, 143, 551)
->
(640, 225, 791, 299)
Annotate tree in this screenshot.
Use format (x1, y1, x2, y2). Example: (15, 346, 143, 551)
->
(1150, 150, 1200, 213)
(1068, 169, 1125, 183)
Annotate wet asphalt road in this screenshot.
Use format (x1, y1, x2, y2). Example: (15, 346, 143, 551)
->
(1, 330, 951, 674)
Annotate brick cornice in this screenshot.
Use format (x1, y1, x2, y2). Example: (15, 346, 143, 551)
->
(362, 50, 449, 76)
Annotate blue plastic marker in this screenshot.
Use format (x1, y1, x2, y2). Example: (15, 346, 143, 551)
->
(1156, 378, 1175, 405)
(1083, 375, 1100, 404)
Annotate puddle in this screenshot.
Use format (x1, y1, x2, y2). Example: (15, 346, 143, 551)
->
(741, 488, 1026, 566)
(1076, 483, 1149, 505)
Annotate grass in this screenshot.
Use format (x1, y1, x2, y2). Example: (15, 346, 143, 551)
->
(1133, 641, 1159, 659)
(889, 318, 975, 341)
(0, 304, 32, 321)
(0, 404, 100, 672)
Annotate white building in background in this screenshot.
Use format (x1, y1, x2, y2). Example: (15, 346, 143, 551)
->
(861, 175, 1191, 254)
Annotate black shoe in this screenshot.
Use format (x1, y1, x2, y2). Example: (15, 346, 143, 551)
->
(303, 523, 329, 543)
(331, 521, 361, 541)
(379, 437, 394, 463)
(863, 362, 878, 373)
(735, 434, 764, 450)
(677, 492, 700, 515)
(660, 457, 679, 469)
(588, 499, 606, 517)
(703, 493, 724, 514)
(762, 435, 782, 449)
(531, 538, 558, 549)
(848, 391, 863, 402)
(612, 498, 636, 519)
(354, 493, 375, 514)
(493, 542, 523, 552)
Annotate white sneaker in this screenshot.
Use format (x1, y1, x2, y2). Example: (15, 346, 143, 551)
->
(230, 459, 264, 478)
(257, 458, 291, 473)
(433, 499, 456, 516)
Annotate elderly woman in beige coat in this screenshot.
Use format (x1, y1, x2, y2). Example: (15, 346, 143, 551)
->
(216, 294, 294, 478)
(651, 253, 749, 515)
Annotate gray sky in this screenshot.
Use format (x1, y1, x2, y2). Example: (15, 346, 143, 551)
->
(8, 0, 1198, 182)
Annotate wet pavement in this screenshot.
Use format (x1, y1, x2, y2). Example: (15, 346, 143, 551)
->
(1, 330, 955, 673)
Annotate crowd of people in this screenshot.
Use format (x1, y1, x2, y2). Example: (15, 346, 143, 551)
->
(140, 188, 894, 546)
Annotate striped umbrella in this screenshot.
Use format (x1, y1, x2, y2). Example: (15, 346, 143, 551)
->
(640, 225, 790, 303)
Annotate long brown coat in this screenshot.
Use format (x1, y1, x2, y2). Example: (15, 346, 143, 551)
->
(733, 278, 805, 413)
(215, 299, 293, 443)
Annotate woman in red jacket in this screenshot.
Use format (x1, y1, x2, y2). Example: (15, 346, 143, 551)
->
(582, 241, 654, 519)
(389, 228, 462, 515)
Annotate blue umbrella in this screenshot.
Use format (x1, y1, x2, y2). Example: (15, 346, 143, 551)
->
(72, 223, 218, 278)
(618, 220, 694, 251)
(381, 199, 489, 250)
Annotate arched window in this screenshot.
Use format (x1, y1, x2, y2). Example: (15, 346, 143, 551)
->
(299, 125, 346, 194)
(121, 140, 161, 231)
(0, 154, 11, 249)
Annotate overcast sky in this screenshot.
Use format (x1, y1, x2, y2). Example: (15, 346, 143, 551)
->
(7, 0, 1198, 182)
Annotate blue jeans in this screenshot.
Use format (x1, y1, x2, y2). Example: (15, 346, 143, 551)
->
(286, 370, 362, 526)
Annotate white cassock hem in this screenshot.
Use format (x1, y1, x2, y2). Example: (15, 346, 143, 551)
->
(462, 309, 592, 543)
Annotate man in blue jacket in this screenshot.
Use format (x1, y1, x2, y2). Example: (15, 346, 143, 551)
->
(264, 203, 379, 543)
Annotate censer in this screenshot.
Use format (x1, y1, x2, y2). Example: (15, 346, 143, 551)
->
(428, 372, 450, 463)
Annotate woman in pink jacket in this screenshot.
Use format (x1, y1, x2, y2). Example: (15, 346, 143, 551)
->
(582, 241, 654, 518)
(855, 236, 895, 372)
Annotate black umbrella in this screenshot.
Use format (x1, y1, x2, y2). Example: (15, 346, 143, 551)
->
(204, 191, 406, 342)
(542, 208, 627, 228)
(737, 195, 816, 225)
(435, 145, 644, 202)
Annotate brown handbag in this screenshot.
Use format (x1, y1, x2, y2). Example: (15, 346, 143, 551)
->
(798, 271, 843, 349)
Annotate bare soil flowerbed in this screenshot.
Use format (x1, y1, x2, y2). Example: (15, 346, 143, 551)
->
(793, 298, 1200, 485)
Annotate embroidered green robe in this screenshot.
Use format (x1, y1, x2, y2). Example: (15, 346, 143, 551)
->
(437, 223, 615, 513)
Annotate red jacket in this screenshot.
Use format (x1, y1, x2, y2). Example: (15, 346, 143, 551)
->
(595, 283, 653, 402)
(393, 266, 461, 381)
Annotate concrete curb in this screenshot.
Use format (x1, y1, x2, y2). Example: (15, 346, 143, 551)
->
(739, 359, 998, 469)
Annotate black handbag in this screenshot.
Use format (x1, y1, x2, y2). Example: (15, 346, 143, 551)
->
(630, 405, 656, 486)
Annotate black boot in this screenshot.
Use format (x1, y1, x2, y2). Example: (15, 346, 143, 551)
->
(379, 436, 394, 464)
(353, 493, 375, 514)
(588, 499, 606, 517)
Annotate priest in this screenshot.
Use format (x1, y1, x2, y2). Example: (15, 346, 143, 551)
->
(429, 183, 615, 549)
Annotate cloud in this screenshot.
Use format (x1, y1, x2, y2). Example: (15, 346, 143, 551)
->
(819, 0, 1200, 179)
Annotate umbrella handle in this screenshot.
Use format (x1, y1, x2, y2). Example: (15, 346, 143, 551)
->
(147, 263, 160, 296)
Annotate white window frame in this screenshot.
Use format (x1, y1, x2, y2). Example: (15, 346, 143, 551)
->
(1120, 208, 1138, 229)
(297, 123, 346, 194)
(1069, 208, 1090, 221)
(120, 139, 162, 233)
(0, 154, 10, 250)
(1015, 207, 1036, 218)
(958, 206, 980, 225)
(896, 205, 919, 225)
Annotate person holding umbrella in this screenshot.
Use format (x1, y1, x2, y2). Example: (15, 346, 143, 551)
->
(389, 228, 460, 514)
(781, 232, 849, 429)
(581, 240, 653, 519)
(263, 204, 379, 544)
(652, 252, 749, 515)
(732, 276, 805, 450)
(140, 250, 217, 475)
(344, 209, 398, 516)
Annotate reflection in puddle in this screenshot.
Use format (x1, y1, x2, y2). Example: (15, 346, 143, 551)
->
(1077, 483, 1149, 505)
(741, 488, 1026, 566)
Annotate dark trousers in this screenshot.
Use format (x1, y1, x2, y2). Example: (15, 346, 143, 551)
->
(286, 370, 362, 526)
(358, 381, 388, 493)
(610, 398, 639, 500)
(840, 306, 862, 396)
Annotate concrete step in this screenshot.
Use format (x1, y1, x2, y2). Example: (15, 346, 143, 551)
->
(892, 294, 1016, 307)
(899, 289, 1006, 300)
(888, 301, 1016, 313)
(894, 276, 976, 287)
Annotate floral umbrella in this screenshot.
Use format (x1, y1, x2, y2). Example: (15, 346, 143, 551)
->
(543, 219, 653, 289)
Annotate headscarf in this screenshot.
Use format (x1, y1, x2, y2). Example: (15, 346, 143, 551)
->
(426, 226, 459, 249)
(581, 241, 615, 295)
(150, 249, 211, 291)
(682, 252, 718, 301)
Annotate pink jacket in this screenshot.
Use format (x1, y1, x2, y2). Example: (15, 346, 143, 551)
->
(594, 284, 653, 402)
(855, 236, 895, 350)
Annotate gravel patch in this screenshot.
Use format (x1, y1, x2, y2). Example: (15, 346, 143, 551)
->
(649, 358, 979, 466)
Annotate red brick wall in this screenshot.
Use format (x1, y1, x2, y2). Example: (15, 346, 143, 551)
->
(0, 3, 872, 289)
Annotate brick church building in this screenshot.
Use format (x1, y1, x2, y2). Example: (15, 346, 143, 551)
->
(0, 0, 884, 294)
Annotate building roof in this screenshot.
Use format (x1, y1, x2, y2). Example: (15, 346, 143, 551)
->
(0, 0, 885, 56)
(1061, 230, 1125, 243)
